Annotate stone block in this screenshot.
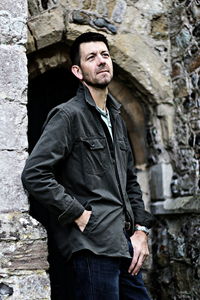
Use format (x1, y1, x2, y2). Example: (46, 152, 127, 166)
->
(0, 211, 47, 241)
(111, 0, 127, 23)
(28, 7, 65, 50)
(26, 28, 36, 54)
(0, 271, 50, 299)
(164, 196, 200, 213)
(156, 103, 174, 143)
(0, 211, 48, 276)
(151, 196, 200, 215)
(0, 11, 27, 45)
(0, 45, 27, 103)
(134, 0, 166, 15)
(137, 170, 151, 210)
(0, 239, 49, 271)
(0, 100, 27, 150)
(150, 163, 173, 200)
(0, 151, 28, 212)
(151, 14, 169, 40)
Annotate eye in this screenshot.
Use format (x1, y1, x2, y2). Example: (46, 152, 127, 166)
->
(102, 52, 110, 58)
(87, 55, 95, 61)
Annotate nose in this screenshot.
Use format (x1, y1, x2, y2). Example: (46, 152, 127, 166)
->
(96, 54, 106, 66)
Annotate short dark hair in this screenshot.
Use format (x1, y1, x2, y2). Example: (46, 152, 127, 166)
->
(70, 31, 110, 66)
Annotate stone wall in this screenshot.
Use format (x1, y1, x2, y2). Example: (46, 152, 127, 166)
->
(150, 1, 200, 299)
(0, 0, 199, 299)
(0, 0, 50, 299)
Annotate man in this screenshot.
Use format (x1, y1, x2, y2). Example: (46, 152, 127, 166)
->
(22, 32, 154, 299)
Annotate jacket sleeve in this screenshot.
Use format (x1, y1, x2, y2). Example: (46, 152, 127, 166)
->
(21, 108, 85, 226)
(126, 140, 155, 229)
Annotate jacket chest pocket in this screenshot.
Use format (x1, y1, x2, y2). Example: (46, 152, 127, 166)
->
(118, 140, 128, 169)
(81, 138, 108, 175)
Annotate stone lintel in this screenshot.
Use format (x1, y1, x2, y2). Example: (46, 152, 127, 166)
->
(151, 196, 200, 215)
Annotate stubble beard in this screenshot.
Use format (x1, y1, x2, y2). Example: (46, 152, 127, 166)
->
(83, 73, 113, 89)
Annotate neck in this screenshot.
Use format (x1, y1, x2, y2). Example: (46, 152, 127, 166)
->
(83, 82, 108, 111)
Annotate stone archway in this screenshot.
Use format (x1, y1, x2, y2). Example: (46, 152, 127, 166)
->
(27, 2, 175, 204)
(27, 41, 152, 202)
(26, 3, 176, 297)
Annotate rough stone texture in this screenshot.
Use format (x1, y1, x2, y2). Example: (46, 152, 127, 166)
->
(0, 45, 27, 103)
(0, 151, 28, 213)
(151, 196, 200, 215)
(28, 43, 71, 78)
(0, 0, 27, 18)
(110, 33, 173, 103)
(0, 271, 50, 300)
(150, 163, 173, 200)
(28, 7, 65, 50)
(0, 213, 48, 271)
(0, 0, 50, 298)
(0, 0, 198, 298)
(0, 11, 27, 45)
(168, 0, 200, 196)
(151, 214, 200, 300)
(0, 101, 27, 151)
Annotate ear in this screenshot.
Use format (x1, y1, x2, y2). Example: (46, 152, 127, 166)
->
(71, 65, 83, 80)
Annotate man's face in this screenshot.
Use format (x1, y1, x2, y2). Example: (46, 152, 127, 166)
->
(78, 41, 113, 88)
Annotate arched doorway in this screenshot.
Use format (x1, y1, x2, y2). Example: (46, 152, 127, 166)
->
(27, 44, 151, 299)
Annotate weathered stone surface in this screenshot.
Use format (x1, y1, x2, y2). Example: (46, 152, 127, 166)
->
(0, 212, 49, 297)
(119, 5, 149, 35)
(109, 79, 148, 167)
(151, 14, 169, 40)
(0, 151, 28, 212)
(0, 0, 198, 298)
(152, 214, 200, 299)
(28, 7, 65, 50)
(0, 211, 47, 242)
(151, 195, 200, 215)
(150, 163, 173, 200)
(0, 239, 48, 271)
(0, 101, 27, 150)
(111, 0, 127, 23)
(134, 0, 166, 14)
(28, 43, 71, 78)
(0, 271, 50, 299)
(26, 27, 36, 53)
(0, 11, 27, 45)
(156, 104, 175, 148)
(137, 170, 151, 210)
(164, 196, 200, 212)
(111, 33, 173, 103)
(0, 45, 27, 103)
(0, 0, 27, 18)
(28, 0, 58, 16)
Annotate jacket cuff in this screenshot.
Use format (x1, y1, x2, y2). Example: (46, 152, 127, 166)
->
(134, 209, 156, 229)
(58, 200, 85, 226)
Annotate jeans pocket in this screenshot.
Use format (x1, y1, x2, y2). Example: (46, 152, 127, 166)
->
(127, 239, 134, 257)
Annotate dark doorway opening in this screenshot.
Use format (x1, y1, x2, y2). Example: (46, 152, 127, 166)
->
(28, 67, 79, 300)
(28, 67, 79, 153)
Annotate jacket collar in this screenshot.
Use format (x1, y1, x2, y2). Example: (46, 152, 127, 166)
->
(77, 83, 121, 113)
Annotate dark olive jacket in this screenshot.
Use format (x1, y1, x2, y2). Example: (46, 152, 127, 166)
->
(22, 84, 154, 260)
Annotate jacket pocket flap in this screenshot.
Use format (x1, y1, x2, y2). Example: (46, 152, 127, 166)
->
(83, 139, 105, 150)
(119, 140, 128, 151)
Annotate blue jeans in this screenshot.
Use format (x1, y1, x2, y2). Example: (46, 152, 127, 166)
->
(70, 239, 151, 300)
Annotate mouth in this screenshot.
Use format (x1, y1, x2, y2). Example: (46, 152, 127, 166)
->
(97, 70, 109, 74)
